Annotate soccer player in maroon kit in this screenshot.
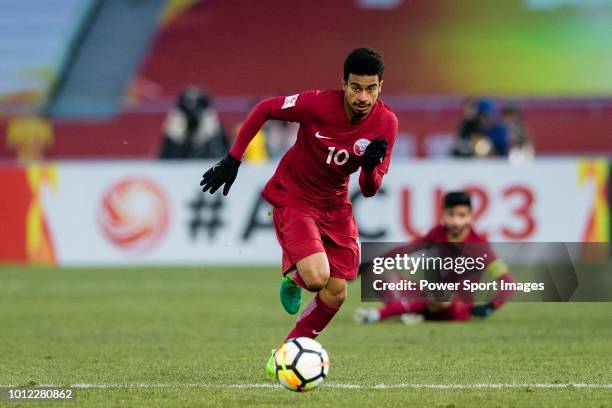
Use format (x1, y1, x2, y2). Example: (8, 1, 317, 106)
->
(200, 48, 397, 371)
(354, 191, 516, 324)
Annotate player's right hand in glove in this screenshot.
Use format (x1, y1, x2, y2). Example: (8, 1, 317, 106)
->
(200, 154, 241, 196)
(361, 139, 388, 173)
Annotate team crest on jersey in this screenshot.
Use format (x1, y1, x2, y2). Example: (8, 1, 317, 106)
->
(353, 138, 371, 156)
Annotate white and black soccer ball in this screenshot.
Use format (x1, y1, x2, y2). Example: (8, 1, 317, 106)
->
(274, 337, 329, 392)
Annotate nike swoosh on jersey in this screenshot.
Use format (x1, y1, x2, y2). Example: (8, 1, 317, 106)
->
(312, 330, 321, 335)
(315, 131, 332, 140)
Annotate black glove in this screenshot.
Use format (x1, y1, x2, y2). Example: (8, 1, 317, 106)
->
(361, 140, 388, 172)
(200, 155, 241, 196)
(470, 302, 497, 318)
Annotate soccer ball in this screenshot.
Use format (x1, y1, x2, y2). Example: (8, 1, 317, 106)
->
(274, 337, 329, 392)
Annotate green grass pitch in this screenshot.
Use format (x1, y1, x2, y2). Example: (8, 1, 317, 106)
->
(0, 266, 610, 407)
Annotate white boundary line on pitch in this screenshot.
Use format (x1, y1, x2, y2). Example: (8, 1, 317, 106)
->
(2, 383, 610, 390)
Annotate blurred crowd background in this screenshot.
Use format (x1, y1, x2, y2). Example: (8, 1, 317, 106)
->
(1, 0, 611, 164)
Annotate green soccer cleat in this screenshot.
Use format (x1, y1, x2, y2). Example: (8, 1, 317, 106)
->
(279, 274, 302, 314)
(266, 349, 276, 380)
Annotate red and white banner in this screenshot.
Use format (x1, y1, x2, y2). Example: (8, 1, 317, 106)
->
(0, 158, 608, 266)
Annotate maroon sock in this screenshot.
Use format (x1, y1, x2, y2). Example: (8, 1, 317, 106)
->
(285, 293, 340, 340)
(287, 268, 310, 291)
(378, 301, 427, 320)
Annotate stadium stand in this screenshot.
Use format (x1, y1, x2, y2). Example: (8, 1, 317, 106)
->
(0, 0, 94, 113)
(0, 0, 611, 159)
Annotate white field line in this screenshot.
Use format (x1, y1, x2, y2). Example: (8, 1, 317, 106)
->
(2, 383, 610, 390)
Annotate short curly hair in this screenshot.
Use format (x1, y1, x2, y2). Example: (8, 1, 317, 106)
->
(443, 191, 472, 209)
(343, 47, 384, 81)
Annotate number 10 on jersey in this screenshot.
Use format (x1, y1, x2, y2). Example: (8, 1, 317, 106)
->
(326, 146, 349, 166)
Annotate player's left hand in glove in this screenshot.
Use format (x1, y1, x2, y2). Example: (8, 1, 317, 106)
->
(470, 302, 497, 318)
(200, 154, 241, 196)
(361, 139, 388, 173)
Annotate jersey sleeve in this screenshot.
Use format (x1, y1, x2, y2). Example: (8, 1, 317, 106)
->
(358, 112, 399, 196)
(482, 243, 515, 308)
(228, 91, 317, 160)
(377, 112, 398, 175)
(265, 90, 318, 123)
(477, 242, 511, 279)
(358, 168, 383, 197)
(474, 242, 514, 307)
(490, 271, 515, 307)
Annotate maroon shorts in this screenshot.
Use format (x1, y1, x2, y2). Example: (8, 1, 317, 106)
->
(272, 204, 360, 281)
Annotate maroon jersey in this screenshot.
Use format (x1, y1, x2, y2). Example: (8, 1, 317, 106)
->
(418, 223, 498, 270)
(229, 90, 398, 208)
(418, 224, 513, 304)
(420, 224, 488, 244)
(390, 224, 497, 265)
(380, 227, 514, 309)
